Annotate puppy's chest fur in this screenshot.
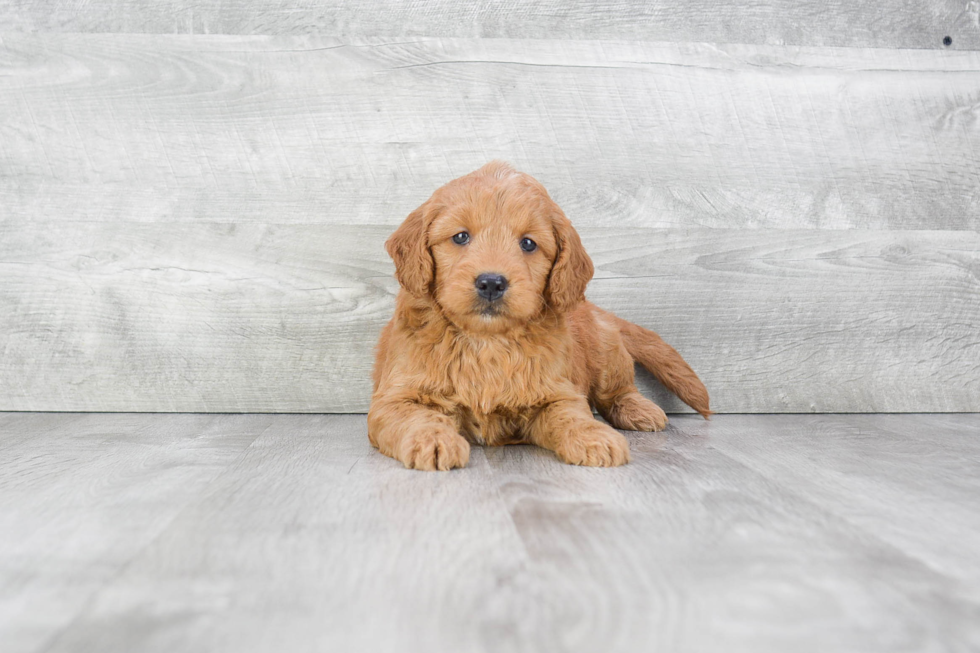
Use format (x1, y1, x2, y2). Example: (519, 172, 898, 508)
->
(456, 406, 526, 446)
(417, 325, 573, 445)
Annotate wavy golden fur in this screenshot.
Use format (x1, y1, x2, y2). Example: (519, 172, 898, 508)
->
(369, 162, 711, 470)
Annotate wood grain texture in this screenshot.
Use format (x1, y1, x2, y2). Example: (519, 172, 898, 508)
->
(2, 35, 979, 412)
(2, 413, 979, 653)
(1, 35, 979, 230)
(0, 413, 272, 653)
(1, 222, 977, 413)
(0, 0, 977, 50)
(706, 414, 980, 588)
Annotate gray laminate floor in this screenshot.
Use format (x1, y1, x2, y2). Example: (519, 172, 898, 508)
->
(1, 412, 978, 653)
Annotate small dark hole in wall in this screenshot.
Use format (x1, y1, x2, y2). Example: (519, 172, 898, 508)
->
(943, 36, 953, 46)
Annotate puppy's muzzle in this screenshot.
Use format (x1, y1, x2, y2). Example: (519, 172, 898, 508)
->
(475, 273, 508, 302)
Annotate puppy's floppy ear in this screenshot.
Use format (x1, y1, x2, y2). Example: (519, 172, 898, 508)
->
(546, 207, 594, 312)
(385, 202, 435, 297)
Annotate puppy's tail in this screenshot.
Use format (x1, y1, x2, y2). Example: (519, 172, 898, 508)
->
(612, 314, 713, 419)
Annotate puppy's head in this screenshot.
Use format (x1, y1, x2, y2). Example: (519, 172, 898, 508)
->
(386, 161, 593, 333)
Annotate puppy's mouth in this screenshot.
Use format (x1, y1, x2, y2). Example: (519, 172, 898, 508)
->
(478, 302, 504, 318)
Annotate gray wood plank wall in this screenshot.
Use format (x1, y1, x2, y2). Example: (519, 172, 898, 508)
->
(0, 1, 977, 50)
(1, 7, 978, 413)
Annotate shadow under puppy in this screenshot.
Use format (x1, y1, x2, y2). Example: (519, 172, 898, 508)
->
(369, 162, 711, 470)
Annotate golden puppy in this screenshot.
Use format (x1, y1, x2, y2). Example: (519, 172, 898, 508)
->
(369, 162, 711, 470)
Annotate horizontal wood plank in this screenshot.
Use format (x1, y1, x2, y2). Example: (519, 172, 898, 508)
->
(1, 36, 978, 230)
(0, 1, 976, 50)
(2, 35, 978, 411)
(1, 222, 976, 412)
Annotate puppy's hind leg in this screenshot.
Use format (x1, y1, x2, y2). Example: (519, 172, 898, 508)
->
(590, 323, 668, 432)
(599, 391, 668, 432)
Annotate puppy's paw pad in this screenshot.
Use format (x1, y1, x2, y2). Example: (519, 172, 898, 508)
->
(556, 426, 630, 467)
(399, 429, 470, 471)
(608, 394, 668, 432)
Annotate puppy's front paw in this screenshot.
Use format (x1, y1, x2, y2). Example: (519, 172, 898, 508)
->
(554, 424, 630, 467)
(397, 427, 470, 471)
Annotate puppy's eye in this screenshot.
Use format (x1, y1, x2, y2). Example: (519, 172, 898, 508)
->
(452, 231, 470, 245)
(519, 237, 537, 253)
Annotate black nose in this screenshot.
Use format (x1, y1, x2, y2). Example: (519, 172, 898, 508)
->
(475, 273, 508, 302)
